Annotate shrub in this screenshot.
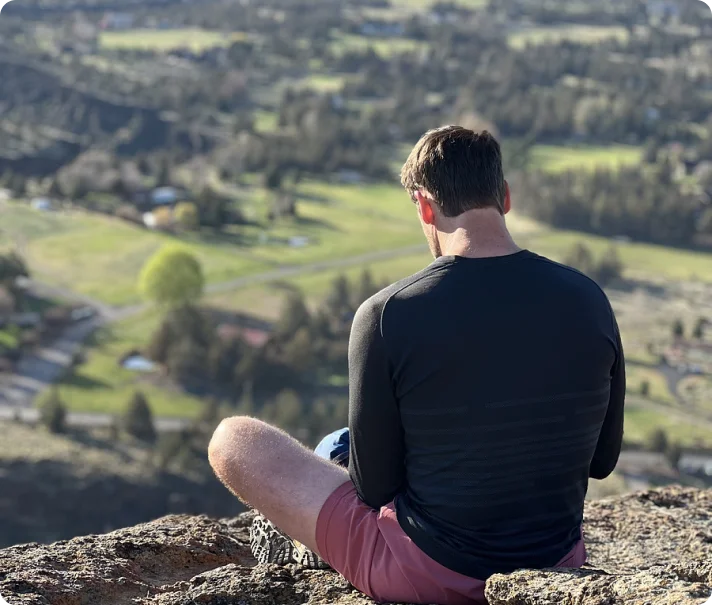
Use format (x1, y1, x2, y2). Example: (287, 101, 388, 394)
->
(39, 388, 67, 434)
(123, 391, 157, 443)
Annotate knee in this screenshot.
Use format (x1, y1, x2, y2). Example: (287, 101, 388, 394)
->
(208, 416, 258, 474)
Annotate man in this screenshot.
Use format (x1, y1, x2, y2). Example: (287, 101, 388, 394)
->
(209, 126, 625, 605)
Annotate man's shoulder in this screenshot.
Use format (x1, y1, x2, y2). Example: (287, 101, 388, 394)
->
(529, 253, 611, 298)
(355, 262, 443, 327)
(365, 262, 444, 311)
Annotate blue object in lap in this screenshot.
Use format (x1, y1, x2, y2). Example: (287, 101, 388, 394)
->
(315, 427, 350, 467)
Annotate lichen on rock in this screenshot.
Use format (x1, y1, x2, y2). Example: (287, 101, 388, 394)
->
(1, 487, 710, 605)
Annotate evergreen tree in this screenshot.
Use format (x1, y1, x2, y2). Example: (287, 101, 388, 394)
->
(325, 275, 352, 324)
(354, 269, 378, 308)
(672, 319, 685, 340)
(595, 246, 624, 286)
(123, 391, 157, 443)
(692, 318, 707, 340)
(563, 243, 595, 277)
(665, 442, 683, 470)
(275, 291, 311, 341)
(647, 428, 669, 454)
(640, 381, 651, 398)
(39, 388, 67, 434)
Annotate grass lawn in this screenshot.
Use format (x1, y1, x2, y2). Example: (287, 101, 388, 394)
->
(330, 33, 428, 58)
(0, 183, 426, 306)
(530, 145, 643, 173)
(55, 309, 204, 418)
(100, 29, 247, 53)
(526, 229, 712, 283)
(253, 110, 279, 133)
(0, 329, 19, 350)
(623, 402, 712, 448)
(0, 205, 271, 307)
(509, 25, 629, 49)
(626, 366, 677, 405)
(206, 250, 433, 319)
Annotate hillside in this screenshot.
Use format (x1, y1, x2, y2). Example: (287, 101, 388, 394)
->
(0, 487, 710, 605)
(0, 422, 244, 549)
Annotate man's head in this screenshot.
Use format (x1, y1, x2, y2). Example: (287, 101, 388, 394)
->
(401, 126, 511, 257)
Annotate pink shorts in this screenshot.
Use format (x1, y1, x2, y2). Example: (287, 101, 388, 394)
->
(316, 482, 587, 605)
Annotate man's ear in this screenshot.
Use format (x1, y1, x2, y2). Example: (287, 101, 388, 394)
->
(503, 181, 512, 215)
(415, 191, 436, 225)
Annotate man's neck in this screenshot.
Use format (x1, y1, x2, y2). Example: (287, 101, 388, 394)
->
(437, 210, 521, 259)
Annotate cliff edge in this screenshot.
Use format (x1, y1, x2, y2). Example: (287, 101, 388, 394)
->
(1, 486, 710, 605)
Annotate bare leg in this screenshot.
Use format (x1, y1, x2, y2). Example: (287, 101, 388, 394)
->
(208, 416, 350, 556)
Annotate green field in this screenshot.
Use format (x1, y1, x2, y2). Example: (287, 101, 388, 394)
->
(55, 310, 204, 418)
(530, 145, 643, 173)
(0, 183, 426, 306)
(623, 402, 712, 448)
(100, 29, 247, 52)
(509, 25, 629, 49)
(330, 33, 427, 58)
(528, 230, 712, 283)
(626, 366, 676, 405)
(0, 204, 272, 306)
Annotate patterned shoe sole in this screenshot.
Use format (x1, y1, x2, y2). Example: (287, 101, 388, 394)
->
(249, 515, 295, 566)
(250, 515, 331, 570)
(293, 542, 332, 570)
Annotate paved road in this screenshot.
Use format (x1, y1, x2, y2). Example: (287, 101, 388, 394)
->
(0, 243, 429, 415)
(109, 243, 430, 322)
(0, 406, 192, 432)
(0, 317, 103, 408)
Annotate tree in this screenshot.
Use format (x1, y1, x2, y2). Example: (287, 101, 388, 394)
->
(156, 154, 174, 187)
(665, 442, 683, 469)
(647, 428, 669, 454)
(595, 246, 624, 286)
(139, 246, 204, 307)
(564, 243, 595, 277)
(672, 319, 685, 340)
(174, 202, 200, 231)
(151, 207, 175, 231)
(0, 252, 29, 286)
(325, 275, 352, 324)
(640, 381, 650, 398)
(123, 391, 157, 443)
(354, 269, 378, 308)
(275, 291, 311, 341)
(283, 327, 315, 374)
(39, 388, 67, 434)
(692, 318, 707, 340)
(261, 389, 304, 434)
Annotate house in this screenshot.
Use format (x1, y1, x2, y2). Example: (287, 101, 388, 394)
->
(9, 312, 41, 329)
(360, 21, 404, 37)
(31, 197, 53, 212)
(216, 323, 270, 349)
(151, 187, 182, 206)
(337, 169, 364, 184)
(100, 12, 135, 31)
(133, 187, 189, 213)
(647, 0, 681, 20)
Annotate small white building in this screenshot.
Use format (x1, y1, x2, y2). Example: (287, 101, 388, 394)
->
(31, 197, 53, 212)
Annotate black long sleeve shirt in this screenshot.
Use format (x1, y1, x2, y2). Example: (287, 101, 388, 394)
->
(348, 251, 625, 580)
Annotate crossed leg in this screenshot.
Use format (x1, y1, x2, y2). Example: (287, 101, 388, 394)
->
(208, 416, 350, 556)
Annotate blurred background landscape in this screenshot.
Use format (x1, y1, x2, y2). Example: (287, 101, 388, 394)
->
(0, 0, 711, 548)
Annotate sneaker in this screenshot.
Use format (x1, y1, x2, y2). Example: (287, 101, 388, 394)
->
(249, 514, 330, 570)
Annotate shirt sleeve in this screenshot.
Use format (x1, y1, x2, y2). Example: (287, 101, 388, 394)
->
(589, 318, 626, 480)
(348, 299, 406, 509)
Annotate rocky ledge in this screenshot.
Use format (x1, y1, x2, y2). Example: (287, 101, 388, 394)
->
(1, 487, 710, 605)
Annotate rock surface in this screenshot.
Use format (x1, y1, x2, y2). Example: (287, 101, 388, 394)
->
(1, 487, 710, 605)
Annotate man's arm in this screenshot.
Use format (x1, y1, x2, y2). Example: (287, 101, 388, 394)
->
(590, 320, 626, 480)
(348, 299, 406, 509)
